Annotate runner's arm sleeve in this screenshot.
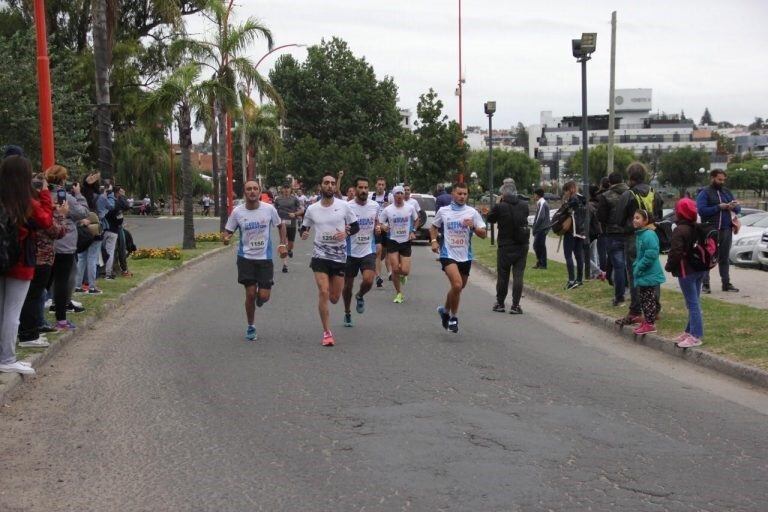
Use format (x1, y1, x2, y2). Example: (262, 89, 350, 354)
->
(474, 209, 487, 229)
(344, 204, 358, 225)
(224, 211, 238, 232)
(271, 207, 283, 226)
(347, 221, 360, 236)
(431, 209, 443, 228)
(301, 209, 314, 229)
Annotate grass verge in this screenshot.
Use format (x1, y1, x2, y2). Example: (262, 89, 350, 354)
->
(17, 241, 223, 361)
(472, 237, 768, 371)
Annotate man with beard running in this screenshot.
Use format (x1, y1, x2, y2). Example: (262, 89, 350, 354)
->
(222, 181, 288, 341)
(430, 182, 487, 333)
(301, 175, 359, 346)
(273, 182, 304, 273)
(371, 177, 394, 287)
(342, 176, 381, 327)
(379, 186, 418, 303)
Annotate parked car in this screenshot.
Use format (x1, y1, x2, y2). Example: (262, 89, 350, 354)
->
(729, 214, 768, 267)
(410, 193, 436, 241)
(756, 229, 768, 269)
(527, 210, 558, 227)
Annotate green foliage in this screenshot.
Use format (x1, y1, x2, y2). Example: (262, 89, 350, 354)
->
(717, 133, 735, 155)
(270, 37, 402, 186)
(467, 149, 540, 193)
(408, 89, 467, 192)
(659, 147, 710, 190)
(727, 159, 768, 198)
(514, 122, 529, 149)
(567, 145, 636, 183)
(700, 107, 714, 126)
(0, 28, 91, 170)
(113, 125, 169, 199)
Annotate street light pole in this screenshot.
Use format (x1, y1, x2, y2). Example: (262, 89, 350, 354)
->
(573, 33, 596, 245)
(33, 0, 55, 169)
(485, 101, 496, 246)
(169, 126, 176, 215)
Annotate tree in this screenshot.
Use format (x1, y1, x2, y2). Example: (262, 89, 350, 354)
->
(408, 89, 467, 192)
(748, 117, 765, 131)
(92, 0, 115, 179)
(270, 37, 402, 187)
(727, 159, 768, 198)
(659, 147, 710, 193)
(700, 108, 714, 126)
(514, 122, 529, 149)
(567, 145, 635, 183)
(467, 150, 540, 194)
(716, 133, 735, 155)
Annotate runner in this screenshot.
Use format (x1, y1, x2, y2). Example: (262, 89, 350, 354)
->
(342, 177, 380, 327)
(379, 185, 418, 303)
(371, 177, 393, 287)
(300, 174, 359, 346)
(222, 181, 288, 341)
(430, 182, 487, 333)
(273, 182, 304, 273)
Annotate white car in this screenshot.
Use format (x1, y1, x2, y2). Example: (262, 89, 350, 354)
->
(756, 229, 768, 269)
(527, 210, 558, 227)
(729, 214, 768, 267)
(410, 193, 436, 241)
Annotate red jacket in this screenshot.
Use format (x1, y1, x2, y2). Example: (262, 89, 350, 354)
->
(6, 189, 54, 281)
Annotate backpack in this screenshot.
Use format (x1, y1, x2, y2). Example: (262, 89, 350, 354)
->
(550, 204, 572, 236)
(655, 220, 673, 254)
(76, 223, 95, 253)
(687, 223, 719, 271)
(633, 189, 656, 216)
(0, 208, 20, 274)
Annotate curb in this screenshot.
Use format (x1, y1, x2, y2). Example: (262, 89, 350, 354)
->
(473, 260, 768, 391)
(0, 244, 233, 405)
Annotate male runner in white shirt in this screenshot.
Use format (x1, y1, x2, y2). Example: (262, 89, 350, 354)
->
(429, 182, 487, 333)
(222, 181, 288, 341)
(379, 185, 418, 304)
(342, 176, 381, 327)
(371, 177, 393, 287)
(301, 175, 359, 346)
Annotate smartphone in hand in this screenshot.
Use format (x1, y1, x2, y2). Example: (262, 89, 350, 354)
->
(56, 188, 67, 205)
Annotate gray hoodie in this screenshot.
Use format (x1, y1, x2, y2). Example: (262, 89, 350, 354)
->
(53, 193, 89, 254)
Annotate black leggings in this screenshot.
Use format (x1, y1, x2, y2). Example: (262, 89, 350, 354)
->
(19, 264, 52, 341)
(50, 253, 76, 322)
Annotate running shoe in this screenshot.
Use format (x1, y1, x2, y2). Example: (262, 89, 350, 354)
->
(88, 288, 103, 295)
(437, 306, 449, 330)
(447, 317, 459, 333)
(565, 281, 577, 290)
(39, 324, 57, 334)
(393, 292, 404, 304)
(376, 276, 384, 288)
(288, 250, 294, 258)
(19, 338, 50, 348)
(675, 332, 690, 342)
(677, 335, 702, 348)
(56, 320, 77, 331)
(633, 322, 656, 335)
(282, 264, 288, 273)
(245, 325, 258, 341)
(355, 294, 365, 314)
(492, 303, 505, 313)
(509, 305, 523, 315)
(343, 313, 353, 327)
(322, 331, 335, 347)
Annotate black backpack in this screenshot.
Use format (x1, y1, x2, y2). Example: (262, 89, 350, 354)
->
(655, 220, 673, 254)
(687, 224, 719, 272)
(0, 208, 20, 274)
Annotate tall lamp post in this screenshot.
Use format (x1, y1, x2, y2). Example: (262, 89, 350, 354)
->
(485, 101, 496, 245)
(572, 32, 596, 241)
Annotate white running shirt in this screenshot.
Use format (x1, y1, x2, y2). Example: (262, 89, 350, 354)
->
(432, 204, 486, 262)
(346, 199, 379, 258)
(302, 197, 358, 263)
(225, 203, 283, 260)
(379, 203, 418, 244)
(406, 197, 421, 214)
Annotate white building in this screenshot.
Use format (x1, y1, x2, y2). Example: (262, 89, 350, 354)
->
(399, 108, 412, 130)
(533, 88, 718, 177)
(464, 125, 525, 152)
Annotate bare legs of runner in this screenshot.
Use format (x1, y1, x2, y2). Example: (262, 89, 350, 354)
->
(244, 285, 271, 325)
(343, 270, 374, 314)
(314, 272, 344, 333)
(443, 264, 468, 316)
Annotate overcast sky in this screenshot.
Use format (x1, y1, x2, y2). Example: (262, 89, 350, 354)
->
(186, 0, 768, 131)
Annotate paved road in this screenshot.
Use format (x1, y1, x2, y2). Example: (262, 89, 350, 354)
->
(1, 241, 766, 511)
(540, 234, 768, 310)
(123, 215, 222, 248)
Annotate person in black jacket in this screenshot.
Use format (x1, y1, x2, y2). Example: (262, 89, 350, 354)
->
(562, 180, 588, 290)
(487, 180, 529, 314)
(597, 172, 630, 306)
(531, 188, 550, 269)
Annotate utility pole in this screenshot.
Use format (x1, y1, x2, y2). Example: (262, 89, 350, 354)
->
(33, 0, 55, 169)
(607, 11, 617, 175)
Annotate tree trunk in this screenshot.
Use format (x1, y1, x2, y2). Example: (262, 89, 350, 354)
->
(210, 100, 220, 217)
(217, 101, 228, 231)
(179, 103, 196, 250)
(92, 0, 113, 180)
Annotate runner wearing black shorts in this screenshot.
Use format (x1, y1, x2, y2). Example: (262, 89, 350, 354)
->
(222, 181, 287, 341)
(273, 183, 304, 273)
(371, 178, 393, 287)
(342, 177, 381, 327)
(301, 175, 359, 346)
(379, 186, 418, 304)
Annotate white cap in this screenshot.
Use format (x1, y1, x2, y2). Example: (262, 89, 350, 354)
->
(392, 185, 405, 194)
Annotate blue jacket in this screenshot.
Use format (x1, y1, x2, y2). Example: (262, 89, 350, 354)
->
(632, 227, 666, 287)
(696, 185, 740, 229)
(435, 192, 452, 209)
(96, 191, 116, 231)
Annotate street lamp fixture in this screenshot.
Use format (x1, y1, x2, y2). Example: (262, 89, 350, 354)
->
(485, 101, 496, 245)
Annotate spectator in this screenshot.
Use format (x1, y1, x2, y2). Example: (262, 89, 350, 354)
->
(142, 194, 151, 215)
(0, 155, 54, 375)
(104, 186, 130, 279)
(76, 173, 104, 294)
(616, 162, 663, 326)
(665, 198, 704, 347)
(631, 208, 665, 335)
(585, 184, 605, 281)
(696, 169, 740, 293)
(531, 188, 550, 269)
(435, 184, 452, 209)
(597, 171, 630, 307)
(17, 173, 67, 348)
(201, 194, 211, 216)
(488, 180, 530, 314)
(561, 180, 587, 290)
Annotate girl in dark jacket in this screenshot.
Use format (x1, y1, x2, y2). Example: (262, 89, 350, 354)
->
(562, 181, 587, 289)
(664, 198, 704, 347)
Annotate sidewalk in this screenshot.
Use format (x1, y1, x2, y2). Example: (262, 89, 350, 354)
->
(539, 235, 768, 310)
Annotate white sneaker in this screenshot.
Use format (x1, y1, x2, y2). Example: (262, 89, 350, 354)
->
(70, 299, 83, 308)
(0, 361, 36, 375)
(18, 338, 50, 348)
(44, 299, 53, 308)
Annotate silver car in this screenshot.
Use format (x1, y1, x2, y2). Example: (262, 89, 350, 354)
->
(410, 193, 436, 241)
(729, 214, 768, 267)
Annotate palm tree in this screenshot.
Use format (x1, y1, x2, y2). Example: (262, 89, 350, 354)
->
(92, 0, 114, 180)
(178, 1, 281, 228)
(243, 103, 283, 184)
(143, 64, 209, 249)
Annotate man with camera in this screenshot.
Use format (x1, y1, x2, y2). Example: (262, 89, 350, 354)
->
(487, 180, 530, 315)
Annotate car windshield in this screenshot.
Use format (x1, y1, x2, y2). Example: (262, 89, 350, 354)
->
(742, 213, 768, 226)
(416, 197, 436, 211)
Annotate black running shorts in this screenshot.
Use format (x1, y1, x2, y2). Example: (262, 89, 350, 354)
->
(345, 253, 376, 277)
(237, 257, 274, 288)
(286, 225, 296, 242)
(310, 257, 346, 277)
(386, 239, 412, 257)
(440, 257, 471, 276)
